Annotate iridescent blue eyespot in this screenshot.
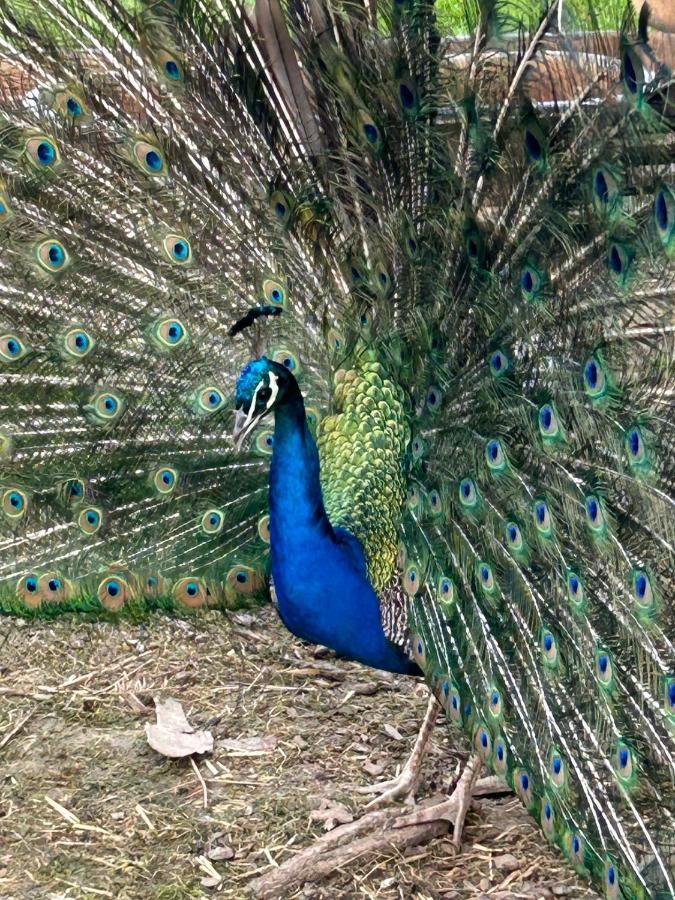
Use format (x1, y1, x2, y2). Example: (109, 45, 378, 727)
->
(37, 140, 56, 165)
(146, 150, 162, 171)
(26, 576, 38, 592)
(399, 83, 415, 108)
(236, 571, 248, 584)
(67, 96, 83, 116)
(489, 349, 509, 378)
(165, 60, 181, 80)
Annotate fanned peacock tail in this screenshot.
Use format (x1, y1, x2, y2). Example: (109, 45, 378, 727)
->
(0, 0, 673, 895)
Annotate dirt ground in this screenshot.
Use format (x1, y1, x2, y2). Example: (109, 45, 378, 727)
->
(0, 606, 600, 899)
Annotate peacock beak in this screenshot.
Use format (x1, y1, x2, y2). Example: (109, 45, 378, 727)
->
(233, 406, 263, 451)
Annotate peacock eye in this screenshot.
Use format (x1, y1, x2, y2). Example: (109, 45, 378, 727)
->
(36, 238, 70, 273)
(151, 316, 188, 351)
(63, 327, 94, 359)
(0, 334, 28, 363)
(258, 386, 272, 404)
(194, 385, 225, 415)
(133, 140, 167, 175)
(153, 465, 179, 494)
(25, 135, 62, 171)
(86, 390, 125, 424)
(162, 234, 192, 265)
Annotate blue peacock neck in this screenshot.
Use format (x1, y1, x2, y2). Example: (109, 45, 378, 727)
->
(267, 380, 419, 676)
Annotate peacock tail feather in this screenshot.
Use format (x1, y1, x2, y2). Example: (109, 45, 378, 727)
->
(0, 0, 673, 895)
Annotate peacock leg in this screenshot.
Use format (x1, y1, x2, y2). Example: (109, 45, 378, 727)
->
(357, 694, 440, 809)
(393, 753, 483, 850)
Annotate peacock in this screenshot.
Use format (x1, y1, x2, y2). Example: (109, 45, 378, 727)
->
(0, 0, 674, 895)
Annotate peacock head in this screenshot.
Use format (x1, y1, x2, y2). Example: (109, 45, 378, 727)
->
(233, 357, 292, 450)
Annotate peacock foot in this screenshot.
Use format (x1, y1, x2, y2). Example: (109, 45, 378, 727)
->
(357, 693, 440, 810)
(393, 753, 484, 851)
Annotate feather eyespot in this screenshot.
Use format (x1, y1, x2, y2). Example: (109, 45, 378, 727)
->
(174, 577, 207, 608)
(35, 238, 70, 274)
(485, 438, 507, 473)
(2, 487, 28, 520)
(132, 140, 167, 175)
(64, 478, 85, 502)
(40, 572, 69, 603)
(515, 769, 535, 809)
(489, 349, 509, 378)
(269, 189, 294, 226)
(150, 315, 188, 351)
(25, 135, 62, 171)
(0, 334, 28, 363)
(520, 264, 543, 300)
(254, 430, 274, 456)
(271, 348, 300, 375)
(86, 390, 125, 424)
(654, 185, 674, 250)
(585, 494, 606, 534)
(540, 796, 556, 839)
(488, 687, 502, 720)
(437, 576, 454, 609)
(504, 521, 524, 554)
(541, 629, 558, 668)
(193, 385, 225, 415)
(201, 509, 224, 534)
(549, 749, 566, 788)
(425, 385, 442, 412)
(226, 564, 260, 596)
(493, 737, 508, 774)
(632, 568, 655, 616)
(473, 724, 492, 759)
(566, 570, 585, 610)
(476, 561, 496, 595)
(258, 514, 271, 543)
(17, 573, 42, 608)
(0, 184, 13, 223)
(582, 355, 609, 401)
(538, 403, 563, 441)
(596, 649, 614, 690)
(77, 506, 103, 535)
(533, 499, 553, 537)
(63, 327, 94, 360)
(97, 575, 130, 610)
(604, 860, 620, 900)
(163, 234, 192, 265)
(153, 466, 178, 495)
(404, 564, 421, 596)
(262, 276, 288, 308)
(458, 477, 478, 508)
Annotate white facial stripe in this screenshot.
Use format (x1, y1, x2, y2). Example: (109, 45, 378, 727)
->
(242, 380, 263, 431)
(266, 372, 279, 410)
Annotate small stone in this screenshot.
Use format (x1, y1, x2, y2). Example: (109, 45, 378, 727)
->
(552, 886, 574, 896)
(207, 845, 234, 861)
(479, 877, 491, 891)
(292, 734, 308, 750)
(493, 852, 520, 873)
(382, 723, 404, 741)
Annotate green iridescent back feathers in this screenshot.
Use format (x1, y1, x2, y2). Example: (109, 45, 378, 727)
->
(0, 0, 673, 895)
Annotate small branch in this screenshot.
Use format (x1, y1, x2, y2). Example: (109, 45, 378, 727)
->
(248, 808, 448, 898)
(190, 756, 209, 809)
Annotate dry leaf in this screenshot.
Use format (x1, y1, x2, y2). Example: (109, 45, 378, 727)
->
(309, 798, 353, 831)
(363, 759, 385, 777)
(207, 845, 235, 861)
(145, 697, 213, 758)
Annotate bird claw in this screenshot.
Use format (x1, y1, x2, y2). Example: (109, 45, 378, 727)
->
(392, 754, 483, 848)
(357, 766, 420, 810)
